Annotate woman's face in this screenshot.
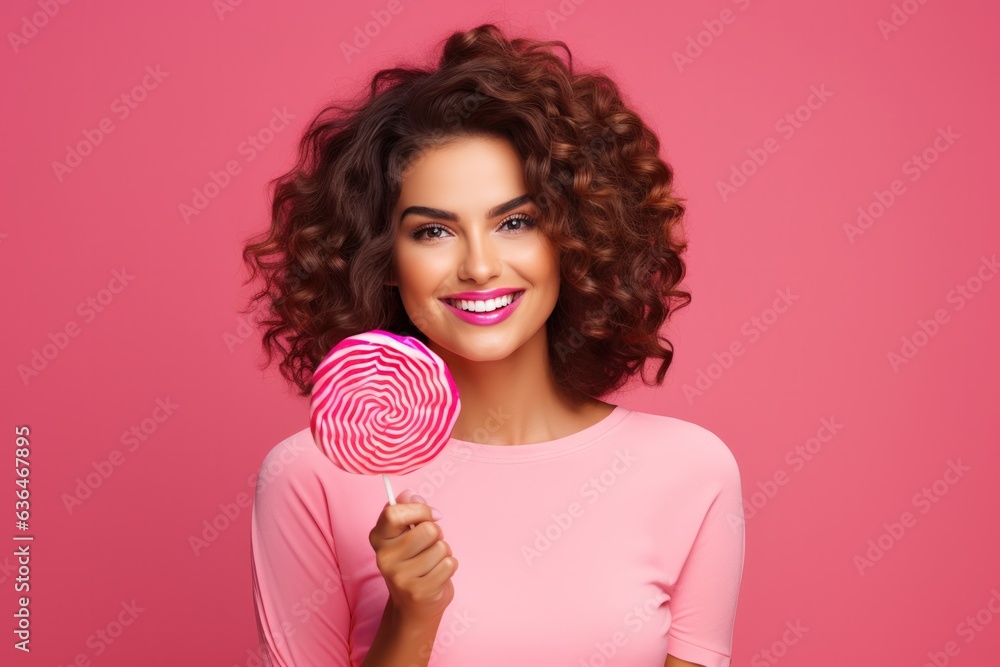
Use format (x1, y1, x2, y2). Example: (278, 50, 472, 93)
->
(389, 135, 561, 363)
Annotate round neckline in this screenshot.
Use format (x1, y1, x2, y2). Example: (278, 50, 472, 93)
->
(442, 405, 631, 464)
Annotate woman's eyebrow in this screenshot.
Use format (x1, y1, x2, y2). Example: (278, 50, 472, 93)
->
(399, 194, 533, 224)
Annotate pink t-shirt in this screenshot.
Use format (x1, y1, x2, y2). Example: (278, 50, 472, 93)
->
(251, 405, 745, 667)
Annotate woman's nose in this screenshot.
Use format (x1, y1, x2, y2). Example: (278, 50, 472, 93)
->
(458, 231, 502, 281)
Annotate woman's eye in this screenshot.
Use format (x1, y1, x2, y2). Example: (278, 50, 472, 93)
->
(410, 214, 535, 241)
(501, 214, 536, 231)
(411, 225, 449, 240)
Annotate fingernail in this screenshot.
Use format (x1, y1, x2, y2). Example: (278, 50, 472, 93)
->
(430, 507, 443, 520)
(412, 494, 426, 503)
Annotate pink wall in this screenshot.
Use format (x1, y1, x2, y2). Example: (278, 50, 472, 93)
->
(3, 0, 998, 665)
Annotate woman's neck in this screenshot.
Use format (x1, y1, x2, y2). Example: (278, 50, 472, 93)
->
(433, 333, 611, 446)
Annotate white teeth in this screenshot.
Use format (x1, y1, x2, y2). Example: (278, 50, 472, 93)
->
(447, 292, 520, 312)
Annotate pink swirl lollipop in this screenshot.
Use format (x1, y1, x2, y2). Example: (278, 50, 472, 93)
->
(310, 329, 461, 504)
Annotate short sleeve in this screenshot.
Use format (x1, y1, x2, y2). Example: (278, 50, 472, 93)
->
(251, 438, 352, 666)
(666, 437, 746, 667)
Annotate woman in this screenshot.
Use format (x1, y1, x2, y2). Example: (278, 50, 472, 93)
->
(242, 23, 744, 667)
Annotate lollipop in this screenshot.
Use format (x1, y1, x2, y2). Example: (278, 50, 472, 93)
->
(309, 329, 461, 505)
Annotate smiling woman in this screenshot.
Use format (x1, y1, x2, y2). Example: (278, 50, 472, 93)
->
(240, 21, 744, 667)
(386, 136, 563, 377)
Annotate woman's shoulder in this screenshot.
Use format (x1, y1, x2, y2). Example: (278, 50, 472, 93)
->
(617, 407, 741, 478)
(259, 426, 322, 472)
(253, 427, 384, 508)
(253, 427, 331, 503)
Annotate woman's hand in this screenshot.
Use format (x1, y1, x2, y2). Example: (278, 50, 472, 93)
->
(368, 489, 459, 626)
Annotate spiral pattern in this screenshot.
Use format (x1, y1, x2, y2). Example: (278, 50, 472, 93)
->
(309, 330, 461, 475)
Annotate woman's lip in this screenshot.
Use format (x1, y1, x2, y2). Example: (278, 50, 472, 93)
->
(441, 288, 523, 300)
(439, 290, 525, 307)
(441, 290, 524, 325)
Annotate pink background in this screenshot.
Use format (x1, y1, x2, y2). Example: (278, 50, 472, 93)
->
(3, 0, 998, 665)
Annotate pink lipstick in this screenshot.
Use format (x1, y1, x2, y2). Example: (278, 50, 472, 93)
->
(440, 290, 525, 326)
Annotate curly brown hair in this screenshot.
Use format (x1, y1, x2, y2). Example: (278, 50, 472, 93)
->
(239, 22, 691, 400)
